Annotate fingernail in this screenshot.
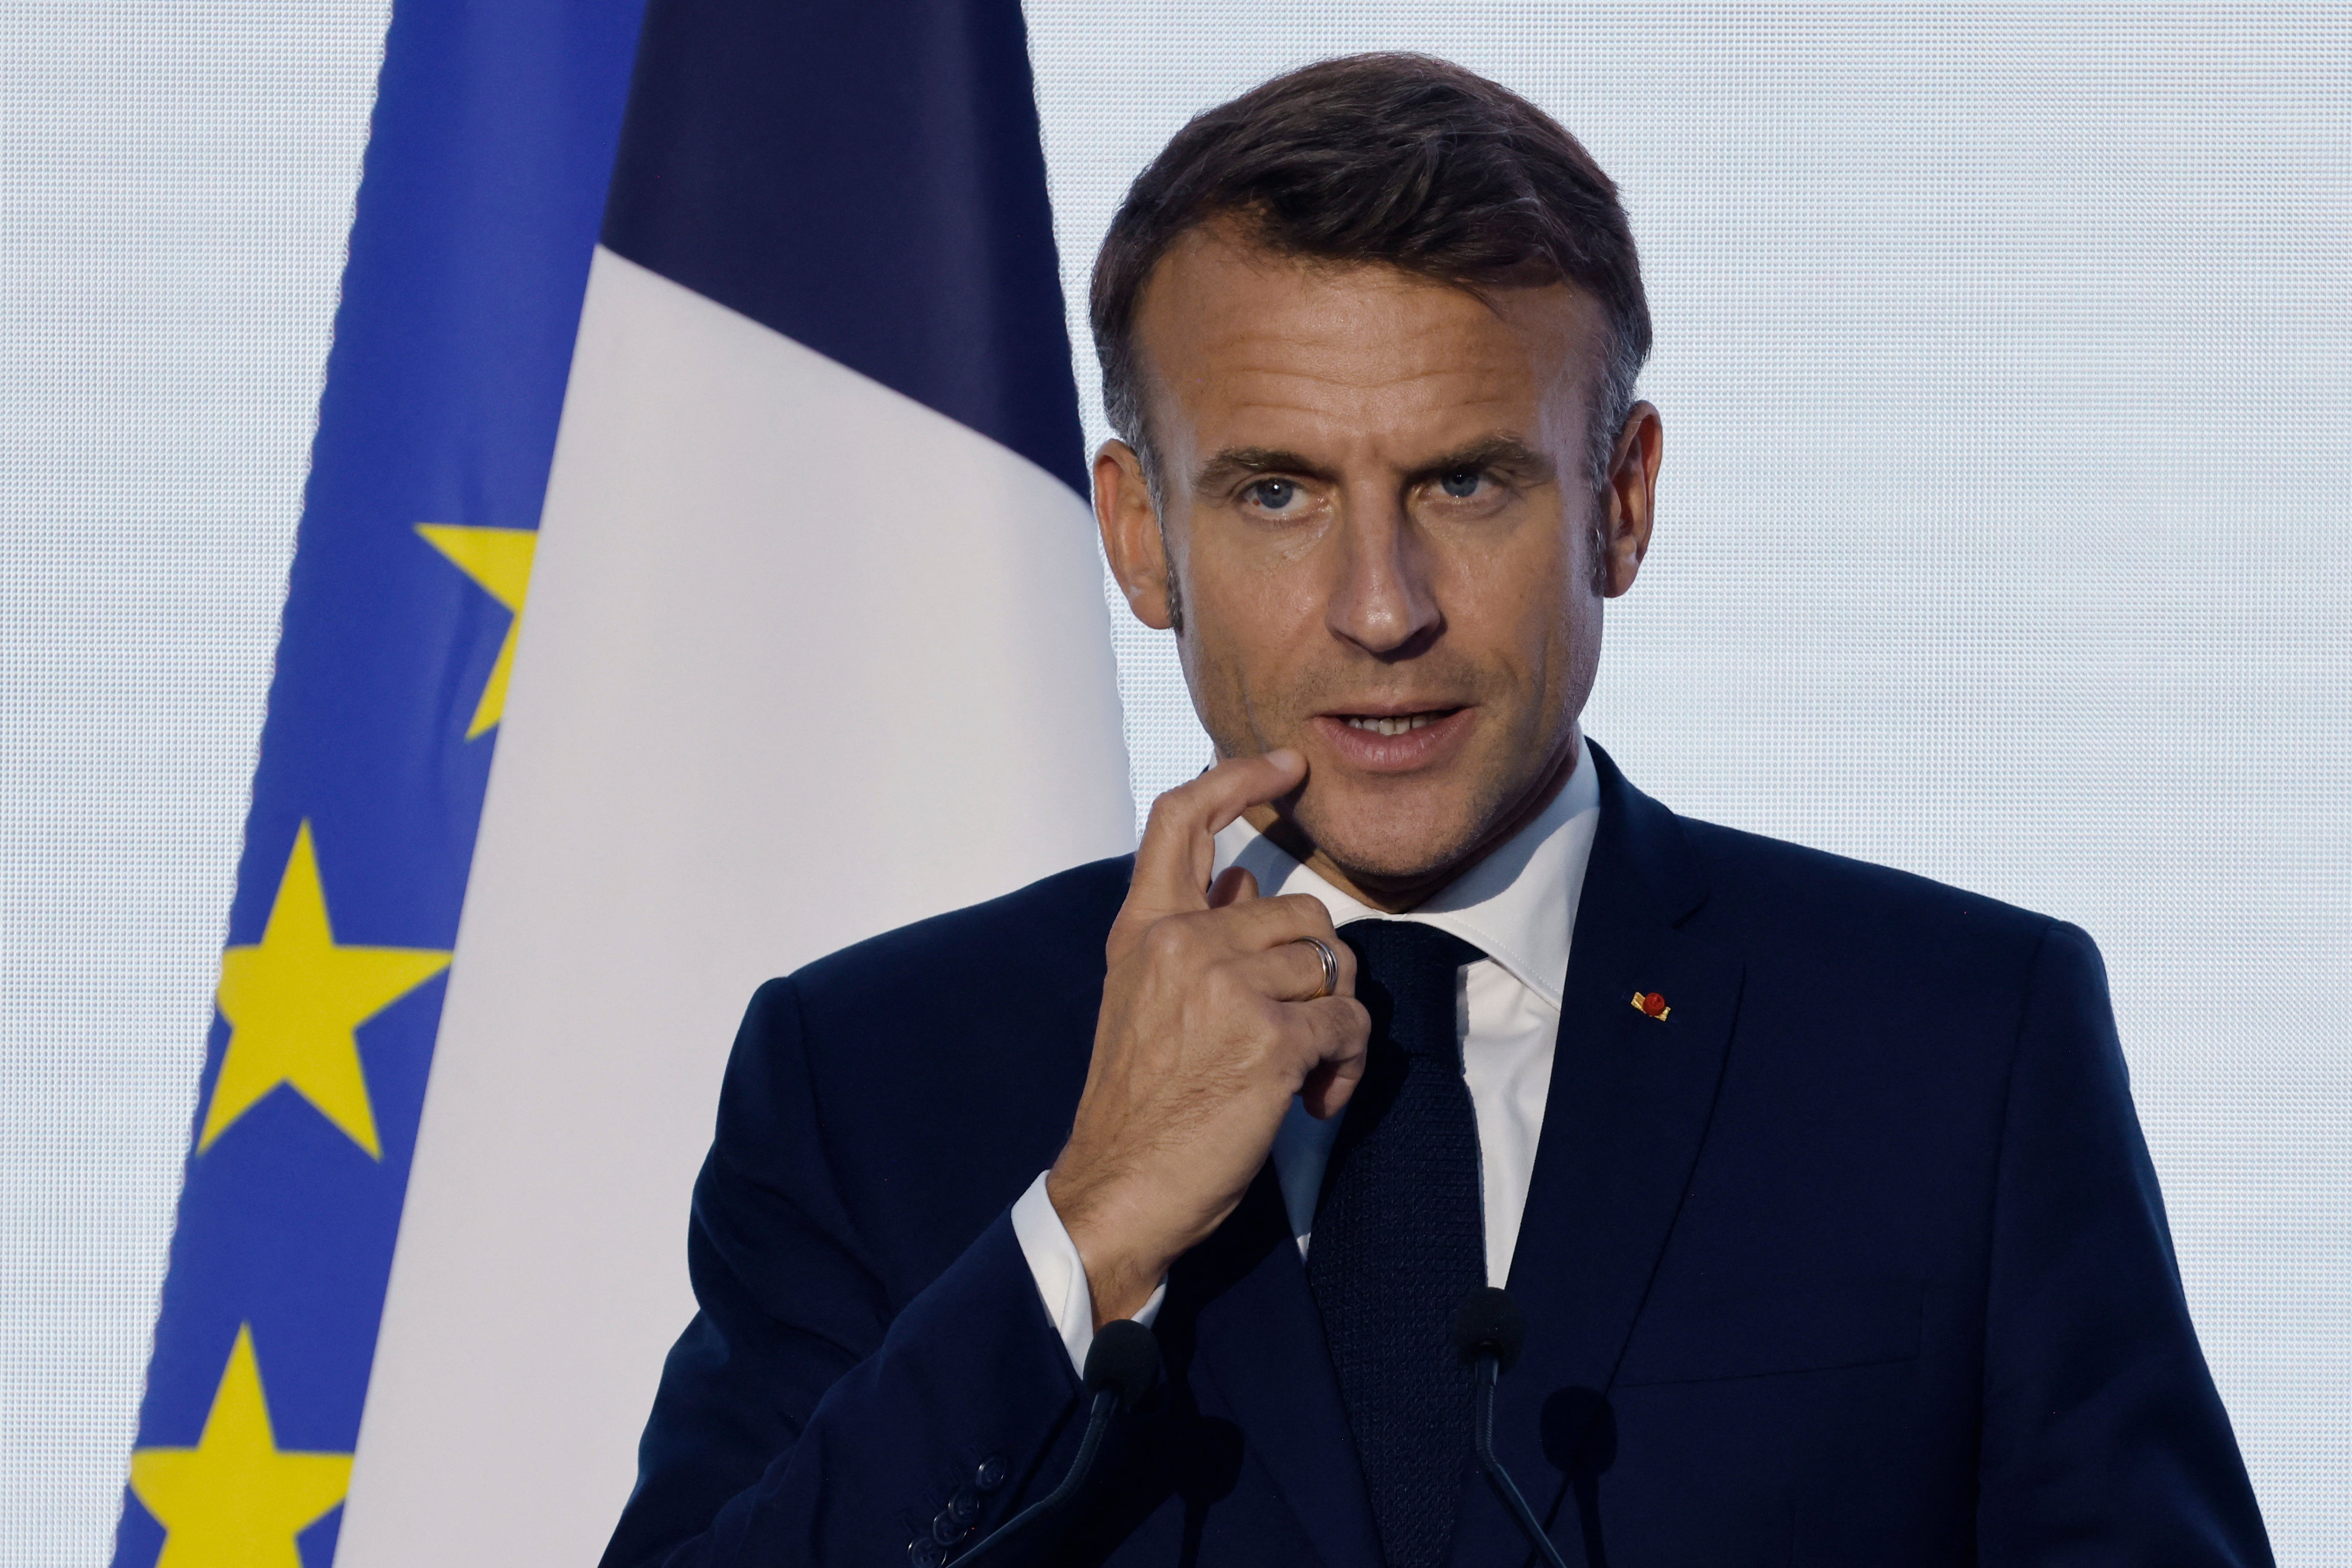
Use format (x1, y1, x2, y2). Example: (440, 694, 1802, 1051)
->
(1265, 748, 1303, 773)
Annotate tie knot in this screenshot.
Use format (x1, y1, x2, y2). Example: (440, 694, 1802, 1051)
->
(1341, 921, 1484, 1064)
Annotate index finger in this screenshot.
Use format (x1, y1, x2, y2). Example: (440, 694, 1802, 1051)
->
(1125, 749, 1305, 925)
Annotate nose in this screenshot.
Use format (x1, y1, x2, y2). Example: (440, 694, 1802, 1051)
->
(1325, 497, 1443, 659)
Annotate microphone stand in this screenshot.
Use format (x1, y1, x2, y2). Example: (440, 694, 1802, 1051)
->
(1469, 1345, 1570, 1568)
(1457, 1286, 1570, 1568)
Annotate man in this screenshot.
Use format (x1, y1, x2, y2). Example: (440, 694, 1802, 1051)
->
(602, 54, 2271, 1568)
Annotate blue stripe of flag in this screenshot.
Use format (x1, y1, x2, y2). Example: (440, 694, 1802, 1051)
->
(602, 0, 1088, 495)
(116, 1, 646, 1562)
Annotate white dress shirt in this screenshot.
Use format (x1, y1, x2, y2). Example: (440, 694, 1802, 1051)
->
(1011, 730, 1602, 1372)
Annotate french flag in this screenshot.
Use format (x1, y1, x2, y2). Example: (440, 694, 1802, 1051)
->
(333, 0, 1127, 1560)
(120, 0, 1125, 1561)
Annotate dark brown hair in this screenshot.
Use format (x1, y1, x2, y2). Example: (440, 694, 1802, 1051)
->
(1090, 53, 1651, 495)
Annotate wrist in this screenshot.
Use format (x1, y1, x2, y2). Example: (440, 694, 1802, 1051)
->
(1045, 1160, 1172, 1328)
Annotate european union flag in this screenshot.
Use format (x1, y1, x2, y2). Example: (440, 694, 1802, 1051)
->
(115, 1, 649, 1562)
(117, 0, 1130, 1562)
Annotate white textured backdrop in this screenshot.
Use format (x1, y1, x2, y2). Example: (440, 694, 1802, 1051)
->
(2, 4, 2346, 1565)
(1025, 5, 2350, 1560)
(0, 1, 387, 1562)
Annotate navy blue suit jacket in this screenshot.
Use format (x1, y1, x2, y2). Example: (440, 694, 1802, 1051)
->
(602, 745, 2271, 1567)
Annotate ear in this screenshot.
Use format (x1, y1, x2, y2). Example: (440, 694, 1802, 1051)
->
(1599, 401, 1662, 598)
(1096, 439, 1176, 631)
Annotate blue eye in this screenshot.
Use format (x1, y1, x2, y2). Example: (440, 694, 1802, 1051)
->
(1439, 469, 1484, 499)
(1247, 479, 1298, 510)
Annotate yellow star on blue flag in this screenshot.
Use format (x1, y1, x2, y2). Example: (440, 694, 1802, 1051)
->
(128, 1325, 352, 1568)
(204, 821, 451, 1158)
(417, 523, 537, 737)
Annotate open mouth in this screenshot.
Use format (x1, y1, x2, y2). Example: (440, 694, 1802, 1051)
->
(1316, 706, 1473, 772)
(1338, 711, 1455, 737)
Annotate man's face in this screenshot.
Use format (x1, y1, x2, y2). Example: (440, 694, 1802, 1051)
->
(1096, 225, 1660, 902)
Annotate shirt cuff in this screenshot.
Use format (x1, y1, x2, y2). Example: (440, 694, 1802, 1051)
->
(1007, 1170, 1166, 1377)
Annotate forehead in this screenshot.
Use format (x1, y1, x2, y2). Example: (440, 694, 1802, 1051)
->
(1130, 225, 1604, 463)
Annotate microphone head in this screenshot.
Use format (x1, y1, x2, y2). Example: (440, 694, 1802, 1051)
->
(1453, 1286, 1525, 1374)
(1082, 1319, 1161, 1412)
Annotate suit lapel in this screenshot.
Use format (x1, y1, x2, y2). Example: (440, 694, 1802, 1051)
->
(1170, 1163, 1385, 1568)
(1450, 744, 1745, 1565)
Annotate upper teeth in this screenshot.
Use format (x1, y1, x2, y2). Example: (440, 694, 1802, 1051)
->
(1346, 714, 1437, 737)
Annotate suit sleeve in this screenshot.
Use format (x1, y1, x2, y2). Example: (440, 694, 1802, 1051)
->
(1975, 922, 2273, 1566)
(599, 978, 1088, 1568)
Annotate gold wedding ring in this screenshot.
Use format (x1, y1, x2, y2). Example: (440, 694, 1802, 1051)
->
(1295, 935, 1339, 1001)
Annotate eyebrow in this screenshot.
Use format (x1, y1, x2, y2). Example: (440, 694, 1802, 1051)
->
(1192, 446, 1336, 495)
(1402, 435, 1555, 488)
(1191, 434, 1556, 497)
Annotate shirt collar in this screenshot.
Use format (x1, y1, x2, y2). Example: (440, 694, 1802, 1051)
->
(1209, 729, 1601, 1011)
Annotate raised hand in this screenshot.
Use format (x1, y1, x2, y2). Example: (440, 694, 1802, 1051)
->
(1047, 750, 1370, 1326)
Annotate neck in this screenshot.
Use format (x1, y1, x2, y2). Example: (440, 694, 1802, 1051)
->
(1244, 726, 1583, 914)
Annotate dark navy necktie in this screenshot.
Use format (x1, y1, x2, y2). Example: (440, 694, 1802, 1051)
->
(1308, 920, 1487, 1568)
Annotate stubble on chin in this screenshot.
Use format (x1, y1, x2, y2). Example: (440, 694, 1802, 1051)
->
(1251, 718, 1573, 903)
(1290, 765, 1518, 885)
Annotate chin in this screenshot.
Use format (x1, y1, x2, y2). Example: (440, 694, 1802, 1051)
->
(1291, 786, 1487, 887)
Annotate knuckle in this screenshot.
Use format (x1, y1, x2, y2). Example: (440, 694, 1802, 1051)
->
(1156, 770, 1216, 815)
(1139, 791, 1198, 846)
(1272, 892, 1326, 923)
(1139, 915, 1192, 964)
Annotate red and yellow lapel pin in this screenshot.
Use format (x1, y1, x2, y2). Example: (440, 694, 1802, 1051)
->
(1631, 990, 1671, 1021)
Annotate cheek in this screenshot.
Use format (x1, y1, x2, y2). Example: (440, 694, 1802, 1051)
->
(1172, 538, 1320, 748)
(1470, 529, 1584, 689)
(1187, 535, 1326, 660)
(1452, 551, 1598, 763)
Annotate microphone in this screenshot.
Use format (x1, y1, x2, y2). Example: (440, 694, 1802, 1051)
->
(955, 1319, 1159, 1565)
(1454, 1287, 1570, 1568)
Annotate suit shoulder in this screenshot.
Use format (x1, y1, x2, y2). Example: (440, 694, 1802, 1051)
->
(1675, 814, 2064, 961)
(787, 853, 1133, 1010)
